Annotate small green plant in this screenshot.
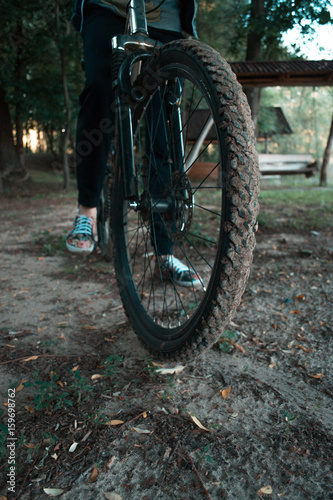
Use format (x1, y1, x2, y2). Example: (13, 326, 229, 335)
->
(282, 410, 297, 439)
(143, 358, 160, 378)
(102, 354, 123, 377)
(43, 432, 58, 446)
(71, 370, 94, 403)
(84, 407, 107, 426)
(24, 370, 62, 410)
(218, 330, 239, 353)
(197, 444, 214, 465)
(34, 230, 67, 256)
(24, 370, 73, 411)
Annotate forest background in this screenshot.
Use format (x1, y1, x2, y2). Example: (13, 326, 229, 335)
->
(0, 0, 332, 193)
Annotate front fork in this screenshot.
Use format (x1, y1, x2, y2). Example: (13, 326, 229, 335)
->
(112, 40, 185, 208)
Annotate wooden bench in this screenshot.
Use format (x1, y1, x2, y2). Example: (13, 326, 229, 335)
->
(259, 154, 318, 177)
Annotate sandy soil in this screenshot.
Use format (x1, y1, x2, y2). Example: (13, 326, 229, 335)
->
(0, 181, 332, 500)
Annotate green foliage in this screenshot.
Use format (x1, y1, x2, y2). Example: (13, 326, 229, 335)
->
(34, 229, 67, 256)
(23, 368, 96, 411)
(282, 410, 297, 439)
(258, 184, 333, 230)
(143, 357, 160, 378)
(0, 0, 83, 155)
(71, 370, 94, 403)
(258, 86, 333, 160)
(198, 0, 332, 61)
(197, 443, 214, 465)
(102, 354, 123, 377)
(218, 330, 239, 353)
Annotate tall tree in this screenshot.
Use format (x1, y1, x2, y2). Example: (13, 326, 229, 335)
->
(320, 112, 333, 186)
(0, 86, 17, 192)
(237, 0, 332, 125)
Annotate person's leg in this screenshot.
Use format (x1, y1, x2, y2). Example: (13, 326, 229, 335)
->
(76, 7, 126, 210)
(67, 8, 125, 253)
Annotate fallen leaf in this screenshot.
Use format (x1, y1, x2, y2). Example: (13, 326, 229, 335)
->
(234, 342, 246, 353)
(258, 485, 273, 495)
(51, 453, 58, 460)
(68, 442, 78, 453)
(156, 365, 185, 375)
(31, 475, 47, 483)
(105, 420, 124, 426)
(84, 326, 98, 330)
(56, 380, 64, 388)
(24, 443, 38, 449)
(106, 456, 117, 469)
(131, 426, 152, 434)
(24, 406, 35, 413)
(219, 387, 231, 399)
(59, 333, 66, 340)
(269, 362, 277, 369)
(43, 488, 64, 497)
(81, 430, 93, 442)
(190, 415, 210, 432)
(91, 374, 104, 380)
(16, 379, 27, 392)
(71, 365, 79, 372)
(310, 373, 324, 379)
(290, 310, 301, 315)
(89, 466, 98, 482)
(22, 356, 38, 362)
(0, 494, 7, 500)
(296, 294, 305, 300)
(103, 492, 123, 500)
(297, 344, 313, 353)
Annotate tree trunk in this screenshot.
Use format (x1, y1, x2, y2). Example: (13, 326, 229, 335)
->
(56, 1, 71, 190)
(244, 87, 262, 131)
(14, 19, 29, 179)
(244, 0, 264, 130)
(0, 86, 17, 192)
(320, 111, 333, 186)
(15, 106, 26, 171)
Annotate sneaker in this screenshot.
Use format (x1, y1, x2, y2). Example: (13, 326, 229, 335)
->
(66, 215, 95, 255)
(156, 255, 202, 288)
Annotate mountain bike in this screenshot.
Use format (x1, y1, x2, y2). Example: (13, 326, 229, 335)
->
(97, 0, 260, 359)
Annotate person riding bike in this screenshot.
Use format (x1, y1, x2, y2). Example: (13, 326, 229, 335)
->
(67, 0, 201, 287)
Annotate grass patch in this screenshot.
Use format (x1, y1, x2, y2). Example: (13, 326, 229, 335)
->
(258, 182, 333, 231)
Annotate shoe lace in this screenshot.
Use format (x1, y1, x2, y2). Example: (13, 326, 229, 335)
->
(165, 256, 191, 275)
(72, 215, 94, 236)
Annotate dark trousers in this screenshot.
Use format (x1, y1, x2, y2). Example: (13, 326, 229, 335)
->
(76, 7, 182, 254)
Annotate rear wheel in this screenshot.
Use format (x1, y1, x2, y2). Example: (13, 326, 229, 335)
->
(111, 39, 259, 359)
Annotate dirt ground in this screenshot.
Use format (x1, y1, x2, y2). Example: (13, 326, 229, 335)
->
(0, 178, 332, 500)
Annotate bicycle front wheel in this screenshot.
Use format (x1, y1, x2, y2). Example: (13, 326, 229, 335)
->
(111, 39, 259, 359)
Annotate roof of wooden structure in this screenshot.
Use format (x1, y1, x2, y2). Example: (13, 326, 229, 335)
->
(257, 106, 293, 139)
(229, 60, 333, 87)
